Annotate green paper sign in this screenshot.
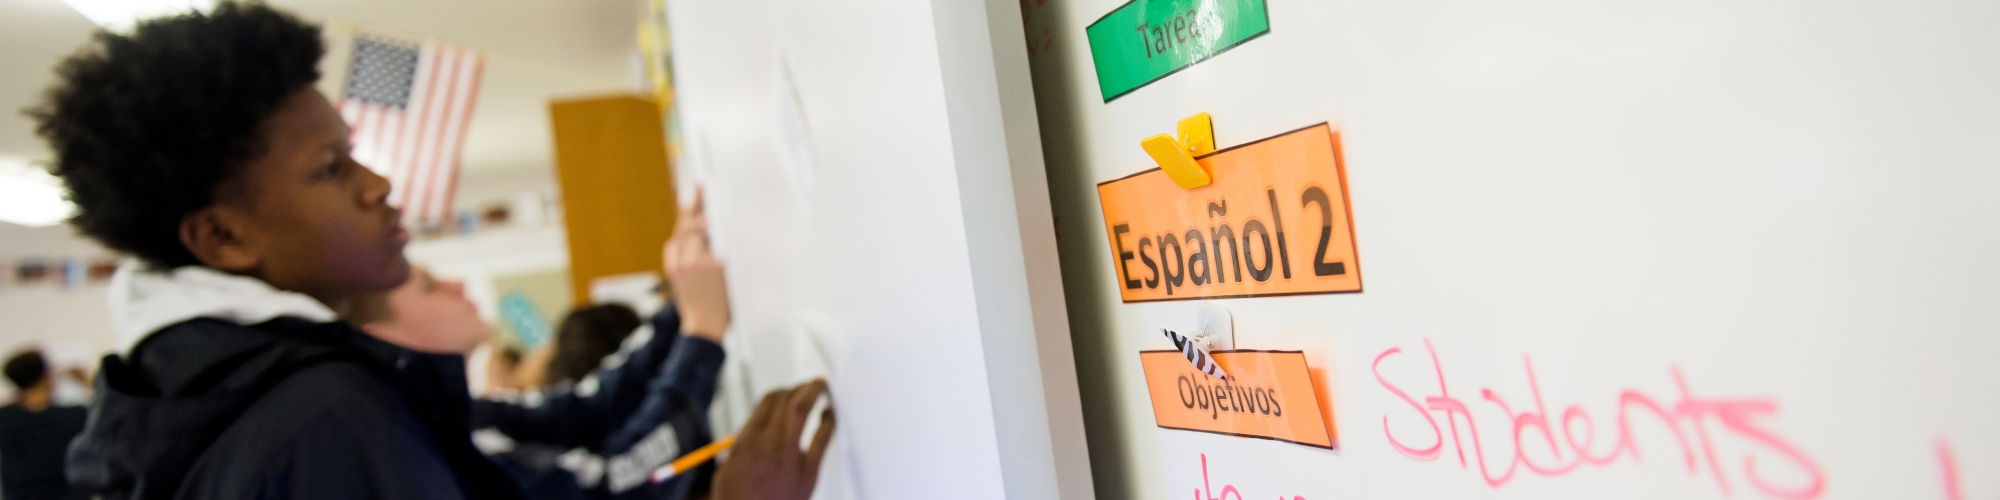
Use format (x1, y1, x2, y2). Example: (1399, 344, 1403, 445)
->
(1084, 0, 1270, 102)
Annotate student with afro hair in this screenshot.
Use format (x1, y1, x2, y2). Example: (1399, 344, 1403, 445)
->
(30, 3, 523, 498)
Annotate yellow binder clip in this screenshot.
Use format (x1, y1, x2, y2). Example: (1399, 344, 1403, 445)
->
(1143, 113, 1217, 189)
(1179, 112, 1214, 156)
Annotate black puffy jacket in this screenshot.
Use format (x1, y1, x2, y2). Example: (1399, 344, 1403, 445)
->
(66, 316, 527, 500)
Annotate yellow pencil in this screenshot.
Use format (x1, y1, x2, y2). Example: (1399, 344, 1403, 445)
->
(650, 435, 737, 483)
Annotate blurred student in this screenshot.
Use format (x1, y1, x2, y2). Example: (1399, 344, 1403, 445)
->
(496, 303, 645, 500)
(0, 350, 89, 500)
(349, 197, 735, 500)
(354, 286, 836, 500)
(546, 303, 644, 386)
(488, 344, 527, 395)
(343, 265, 494, 356)
(35, 3, 521, 498)
(350, 266, 718, 499)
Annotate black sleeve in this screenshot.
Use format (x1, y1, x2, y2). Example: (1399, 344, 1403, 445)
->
(602, 336, 726, 454)
(469, 384, 613, 446)
(596, 336, 727, 494)
(471, 304, 686, 447)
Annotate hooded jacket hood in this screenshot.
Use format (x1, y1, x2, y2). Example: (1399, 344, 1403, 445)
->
(104, 262, 336, 354)
(69, 264, 362, 498)
(69, 263, 525, 500)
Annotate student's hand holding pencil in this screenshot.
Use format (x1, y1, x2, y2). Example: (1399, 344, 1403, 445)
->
(710, 379, 836, 500)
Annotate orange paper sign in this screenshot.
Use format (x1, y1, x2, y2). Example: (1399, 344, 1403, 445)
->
(1097, 123, 1360, 302)
(1140, 350, 1336, 449)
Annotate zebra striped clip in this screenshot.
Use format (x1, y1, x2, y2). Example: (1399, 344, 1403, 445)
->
(1162, 328, 1229, 380)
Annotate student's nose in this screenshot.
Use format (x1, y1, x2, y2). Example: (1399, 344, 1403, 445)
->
(354, 158, 393, 208)
(444, 279, 465, 297)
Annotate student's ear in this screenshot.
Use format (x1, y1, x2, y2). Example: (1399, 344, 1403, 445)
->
(179, 207, 262, 272)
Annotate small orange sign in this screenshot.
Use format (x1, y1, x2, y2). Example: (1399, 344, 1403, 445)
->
(1140, 350, 1336, 449)
(1097, 123, 1360, 302)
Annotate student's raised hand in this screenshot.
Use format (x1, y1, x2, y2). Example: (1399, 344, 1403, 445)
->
(711, 379, 836, 500)
(664, 189, 731, 342)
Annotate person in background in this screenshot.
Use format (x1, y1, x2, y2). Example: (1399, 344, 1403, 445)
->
(0, 350, 90, 500)
(350, 197, 732, 500)
(354, 285, 832, 500)
(346, 263, 707, 499)
(344, 265, 491, 355)
(350, 192, 832, 500)
(494, 303, 644, 500)
(35, 3, 522, 498)
(487, 344, 526, 395)
(338, 265, 559, 499)
(545, 303, 644, 387)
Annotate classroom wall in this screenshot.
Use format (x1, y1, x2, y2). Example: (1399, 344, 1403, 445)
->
(0, 223, 119, 400)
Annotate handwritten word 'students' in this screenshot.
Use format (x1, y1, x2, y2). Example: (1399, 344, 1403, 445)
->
(1372, 339, 1826, 499)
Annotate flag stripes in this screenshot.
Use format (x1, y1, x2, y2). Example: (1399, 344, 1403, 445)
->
(337, 35, 484, 225)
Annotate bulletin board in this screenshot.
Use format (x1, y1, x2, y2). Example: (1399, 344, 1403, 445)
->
(1023, 0, 2000, 499)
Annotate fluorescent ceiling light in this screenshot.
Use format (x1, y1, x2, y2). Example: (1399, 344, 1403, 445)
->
(62, 0, 215, 31)
(0, 159, 75, 228)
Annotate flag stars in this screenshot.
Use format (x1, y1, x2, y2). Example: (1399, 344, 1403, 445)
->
(346, 37, 420, 110)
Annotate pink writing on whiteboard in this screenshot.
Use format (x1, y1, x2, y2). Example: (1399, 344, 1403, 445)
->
(1937, 440, 1994, 500)
(1942, 441, 1964, 500)
(1188, 453, 1307, 500)
(1372, 339, 1825, 499)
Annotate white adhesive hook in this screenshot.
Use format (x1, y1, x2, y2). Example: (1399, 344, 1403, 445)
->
(1194, 302, 1234, 351)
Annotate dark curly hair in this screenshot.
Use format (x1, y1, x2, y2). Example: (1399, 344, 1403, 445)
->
(546, 303, 643, 385)
(4, 350, 47, 391)
(27, 2, 324, 268)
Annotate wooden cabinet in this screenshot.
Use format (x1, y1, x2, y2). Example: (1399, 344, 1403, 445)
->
(548, 95, 675, 303)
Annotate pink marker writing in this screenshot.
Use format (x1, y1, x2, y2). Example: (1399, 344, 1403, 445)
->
(1373, 339, 1825, 499)
(1187, 453, 1306, 500)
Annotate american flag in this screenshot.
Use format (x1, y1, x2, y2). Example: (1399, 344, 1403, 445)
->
(338, 35, 485, 225)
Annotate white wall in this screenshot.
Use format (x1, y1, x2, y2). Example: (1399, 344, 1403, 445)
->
(663, 0, 1092, 497)
(0, 223, 120, 400)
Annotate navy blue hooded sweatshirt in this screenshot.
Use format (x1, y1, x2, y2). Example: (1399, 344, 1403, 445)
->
(474, 304, 726, 500)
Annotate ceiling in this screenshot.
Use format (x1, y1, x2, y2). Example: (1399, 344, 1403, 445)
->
(0, 0, 644, 194)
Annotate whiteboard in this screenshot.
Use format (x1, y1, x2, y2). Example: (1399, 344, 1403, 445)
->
(1021, 0, 2000, 499)
(662, 0, 1093, 499)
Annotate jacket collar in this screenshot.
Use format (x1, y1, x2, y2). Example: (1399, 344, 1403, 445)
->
(107, 261, 337, 355)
